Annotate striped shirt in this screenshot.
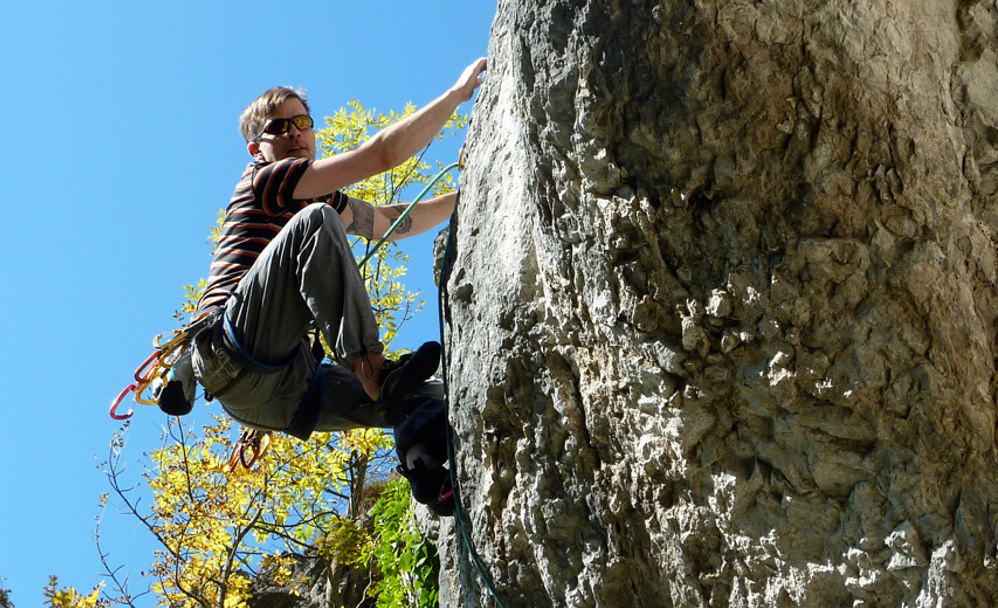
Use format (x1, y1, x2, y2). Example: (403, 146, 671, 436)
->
(197, 158, 348, 311)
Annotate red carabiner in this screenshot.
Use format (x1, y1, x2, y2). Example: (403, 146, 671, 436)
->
(133, 350, 161, 383)
(110, 383, 137, 420)
(240, 443, 261, 469)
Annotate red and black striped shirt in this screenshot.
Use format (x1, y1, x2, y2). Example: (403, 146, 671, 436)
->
(197, 158, 348, 311)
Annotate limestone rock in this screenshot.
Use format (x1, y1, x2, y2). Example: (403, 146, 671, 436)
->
(437, 1, 998, 606)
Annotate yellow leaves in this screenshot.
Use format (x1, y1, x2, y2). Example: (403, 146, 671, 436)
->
(221, 575, 251, 608)
(142, 412, 396, 607)
(341, 428, 393, 455)
(42, 578, 105, 608)
(258, 554, 297, 587)
(180, 279, 207, 314)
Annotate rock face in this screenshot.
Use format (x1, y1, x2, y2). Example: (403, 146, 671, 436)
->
(438, 0, 998, 606)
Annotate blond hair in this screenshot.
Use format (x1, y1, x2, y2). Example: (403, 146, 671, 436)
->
(239, 86, 311, 142)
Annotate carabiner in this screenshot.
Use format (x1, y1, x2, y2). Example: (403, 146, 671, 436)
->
(223, 429, 272, 472)
(240, 443, 259, 468)
(133, 350, 162, 384)
(152, 328, 185, 350)
(133, 379, 162, 406)
(241, 431, 272, 468)
(109, 383, 137, 420)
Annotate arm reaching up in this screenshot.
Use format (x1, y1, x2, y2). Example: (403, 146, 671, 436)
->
(294, 58, 488, 199)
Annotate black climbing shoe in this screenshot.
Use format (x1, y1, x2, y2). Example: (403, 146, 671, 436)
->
(379, 341, 441, 404)
(398, 460, 455, 517)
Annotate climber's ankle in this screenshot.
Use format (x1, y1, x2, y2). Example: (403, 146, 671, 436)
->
(353, 352, 385, 401)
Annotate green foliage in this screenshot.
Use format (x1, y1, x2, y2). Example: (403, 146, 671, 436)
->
(365, 480, 440, 608)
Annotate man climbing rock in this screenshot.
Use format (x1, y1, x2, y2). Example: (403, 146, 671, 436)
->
(190, 59, 486, 510)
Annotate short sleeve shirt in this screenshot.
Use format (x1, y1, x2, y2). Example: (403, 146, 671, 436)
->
(197, 158, 348, 311)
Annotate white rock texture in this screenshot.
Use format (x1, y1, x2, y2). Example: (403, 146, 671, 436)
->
(435, 0, 998, 607)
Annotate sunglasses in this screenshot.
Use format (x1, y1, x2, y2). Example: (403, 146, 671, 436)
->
(252, 114, 314, 141)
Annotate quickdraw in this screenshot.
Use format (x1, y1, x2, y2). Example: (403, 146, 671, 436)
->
(223, 428, 272, 472)
(109, 309, 217, 420)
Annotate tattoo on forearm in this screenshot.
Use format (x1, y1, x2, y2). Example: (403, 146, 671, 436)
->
(346, 197, 375, 239)
(392, 207, 413, 235)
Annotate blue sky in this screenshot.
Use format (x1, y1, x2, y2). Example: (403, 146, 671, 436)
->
(0, 2, 496, 602)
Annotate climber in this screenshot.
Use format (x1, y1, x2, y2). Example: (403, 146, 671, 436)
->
(189, 59, 486, 507)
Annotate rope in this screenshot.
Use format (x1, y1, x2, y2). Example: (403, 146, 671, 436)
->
(437, 191, 508, 608)
(357, 161, 461, 268)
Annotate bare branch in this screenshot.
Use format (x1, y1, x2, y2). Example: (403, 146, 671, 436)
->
(218, 509, 263, 608)
(95, 511, 148, 608)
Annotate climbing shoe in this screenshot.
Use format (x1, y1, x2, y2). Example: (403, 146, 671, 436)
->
(378, 341, 441, 403)
(398, 460, 455, 517)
